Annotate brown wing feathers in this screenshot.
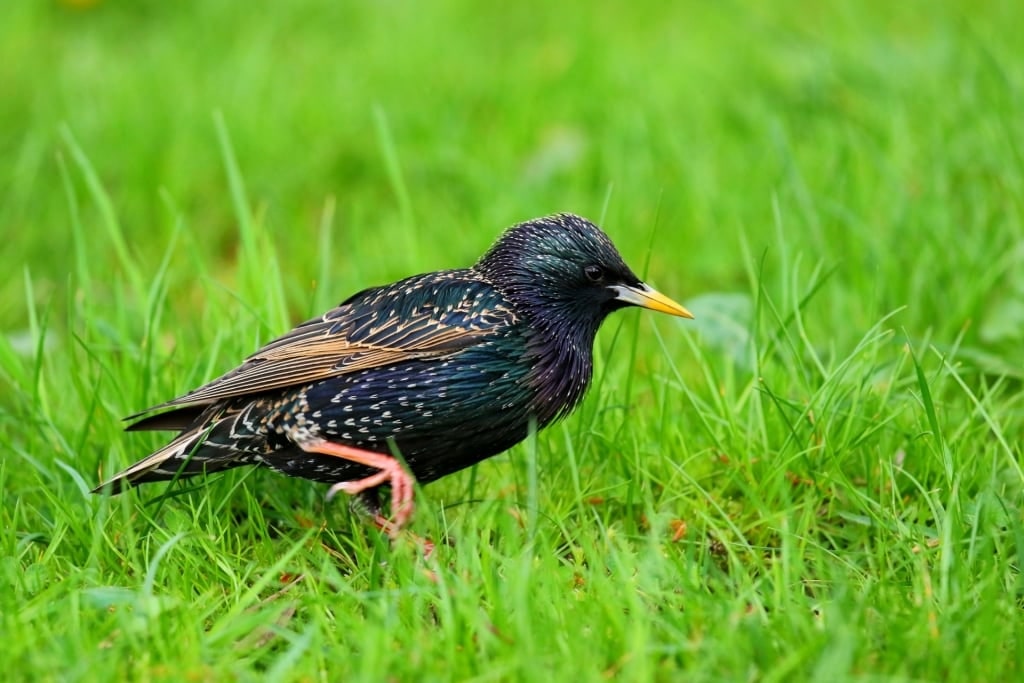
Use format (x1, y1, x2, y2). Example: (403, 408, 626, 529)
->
(125, 274, 515, 428)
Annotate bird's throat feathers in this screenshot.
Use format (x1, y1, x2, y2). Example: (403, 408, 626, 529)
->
(522, 313, 597, 426)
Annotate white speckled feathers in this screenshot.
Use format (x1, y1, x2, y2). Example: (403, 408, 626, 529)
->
(128, 272, 518, 420)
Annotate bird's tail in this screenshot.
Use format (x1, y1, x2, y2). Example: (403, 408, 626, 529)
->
(92, 422, 246, 494)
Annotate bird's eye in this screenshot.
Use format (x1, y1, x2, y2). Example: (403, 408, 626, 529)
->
(584, 265, 605, 283)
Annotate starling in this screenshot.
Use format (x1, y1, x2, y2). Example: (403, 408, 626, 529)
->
(93, 213, 692, 535)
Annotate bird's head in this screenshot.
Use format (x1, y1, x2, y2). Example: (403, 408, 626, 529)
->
(474, 213, 693, 334)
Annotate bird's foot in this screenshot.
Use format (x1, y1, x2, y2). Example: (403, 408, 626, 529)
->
(346, 490, 437, 561)
(369, 514, 436, 561)
(298, 439, 415, 536)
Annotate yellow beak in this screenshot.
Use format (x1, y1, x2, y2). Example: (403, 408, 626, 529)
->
(611, 283, 694, 319)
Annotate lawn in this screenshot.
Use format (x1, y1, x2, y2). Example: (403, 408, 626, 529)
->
(2, 0, 1023, 680)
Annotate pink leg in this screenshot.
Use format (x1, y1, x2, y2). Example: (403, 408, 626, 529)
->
(298, 439, 415, 536)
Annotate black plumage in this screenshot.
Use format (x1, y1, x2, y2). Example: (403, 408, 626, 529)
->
(93, 213, 693, 533)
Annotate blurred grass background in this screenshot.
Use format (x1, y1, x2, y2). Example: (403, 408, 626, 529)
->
(2, 0, 1024, 680)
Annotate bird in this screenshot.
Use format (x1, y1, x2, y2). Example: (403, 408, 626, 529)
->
(92, 213, 693, 536)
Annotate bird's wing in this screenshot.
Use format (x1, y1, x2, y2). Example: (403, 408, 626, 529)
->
(127, 271, 516, 420)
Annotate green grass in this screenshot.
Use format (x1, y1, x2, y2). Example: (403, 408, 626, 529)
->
(3, 0, 1024, 680)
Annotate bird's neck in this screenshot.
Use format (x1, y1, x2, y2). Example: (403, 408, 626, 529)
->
(522, 311, 600, 427)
